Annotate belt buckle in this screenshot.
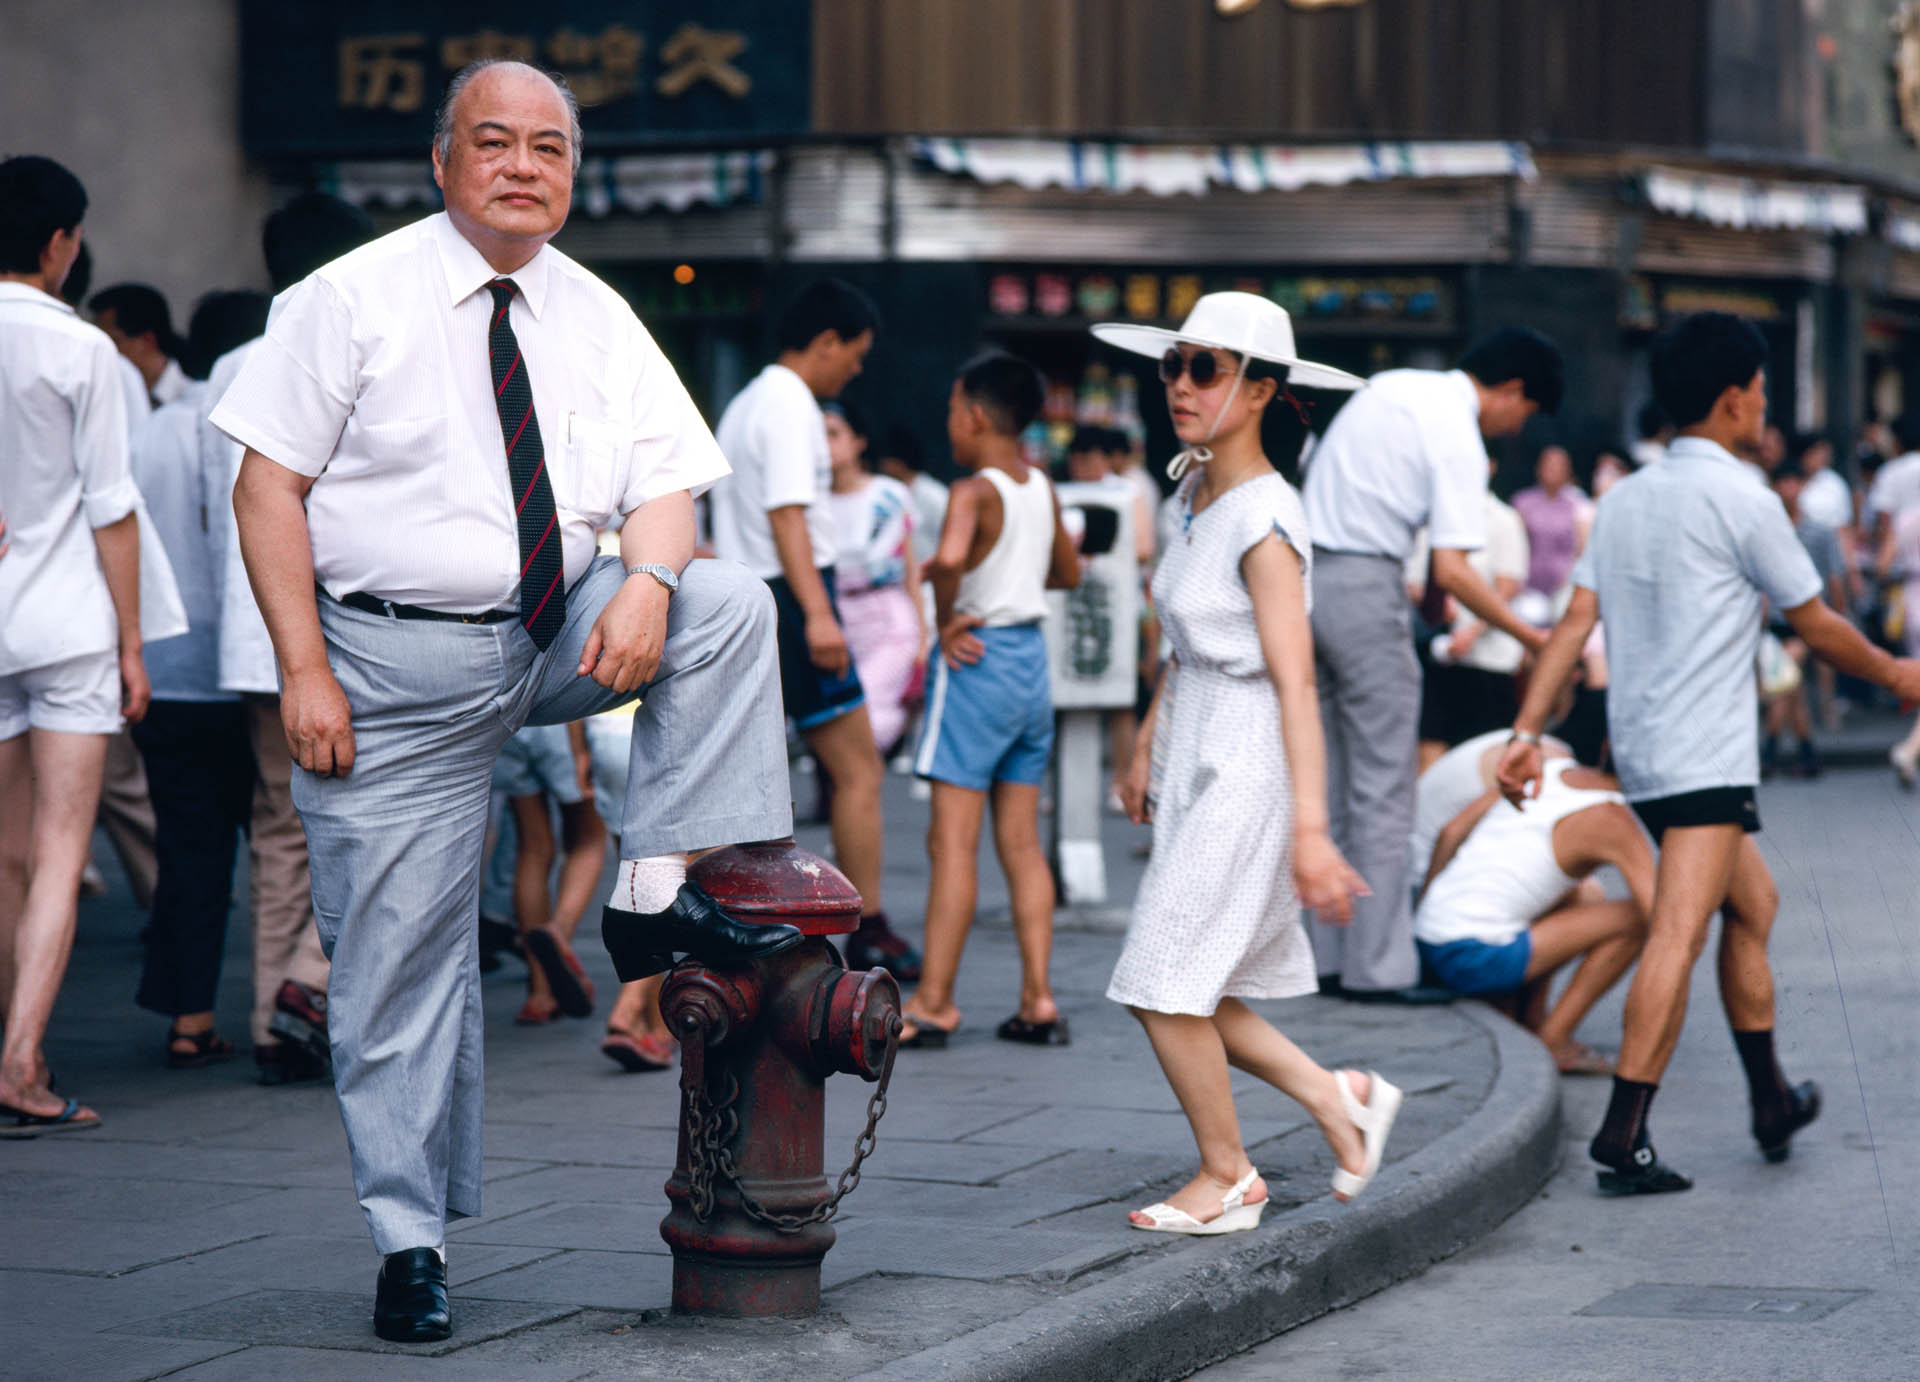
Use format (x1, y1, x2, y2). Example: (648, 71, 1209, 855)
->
(459, 610, 486, 625)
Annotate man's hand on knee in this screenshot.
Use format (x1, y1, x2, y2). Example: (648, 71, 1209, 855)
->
(283, 668, 356, 777)
(578, 578, 669, 693)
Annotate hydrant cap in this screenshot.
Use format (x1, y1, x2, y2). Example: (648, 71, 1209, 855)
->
(691, 840, 864, 936)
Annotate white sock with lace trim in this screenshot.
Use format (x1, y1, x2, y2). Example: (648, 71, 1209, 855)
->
(610, 855, 687, 915)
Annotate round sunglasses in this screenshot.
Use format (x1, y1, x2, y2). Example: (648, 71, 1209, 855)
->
(1158, 347, 1241, 388)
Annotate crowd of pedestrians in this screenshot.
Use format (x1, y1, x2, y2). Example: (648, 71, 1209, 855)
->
(8, 54, 1920, 1345)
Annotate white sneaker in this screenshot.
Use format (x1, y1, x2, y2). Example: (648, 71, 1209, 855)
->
(1892, 744, 1918, 790)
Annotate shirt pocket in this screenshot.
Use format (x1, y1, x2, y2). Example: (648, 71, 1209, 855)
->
(551, 411, 629, 523)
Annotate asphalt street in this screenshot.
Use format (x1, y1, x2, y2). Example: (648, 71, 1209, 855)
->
(1198, 765, 1920, 1382)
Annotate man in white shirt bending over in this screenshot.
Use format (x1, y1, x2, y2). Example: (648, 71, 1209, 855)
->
(213, 61, 797, 1343)
(708, 280, 921, 980)
(0, 156, 146, 1139)
(1303, 328, 1559, 1002)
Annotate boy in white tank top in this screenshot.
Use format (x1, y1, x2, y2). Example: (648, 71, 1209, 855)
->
(901, 352, 1079, 1047)
(1415, 761, 1654, 1075)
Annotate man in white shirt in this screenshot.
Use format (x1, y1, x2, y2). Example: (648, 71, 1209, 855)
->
(212, 62, 797, 1343)
(1302, 328, 1559, 1001)
(708, 280, 921, 979)
(0, 156, 147, 1139)
(1502, 313, 1920, 1195)
(202, 192, 377, 1086)
(1865, 413, 1920, 565)
(90, 282, 192, 408)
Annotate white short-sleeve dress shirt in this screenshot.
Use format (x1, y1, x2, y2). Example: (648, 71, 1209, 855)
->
(209, 212, 729, 615)
(1572, 436, 1823, 799)
(201, 339, 279, 694)
(1303, 368, 1489, 560)
(131, 384, 233, 702)
(0, 283, 142, 676)
(1866, 452, 1920, 528)
(708, 364, 838, 581)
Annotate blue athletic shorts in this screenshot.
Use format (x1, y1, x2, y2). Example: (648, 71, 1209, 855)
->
(1417, 933, 1531, 996)
(914, 624, 1054, 791)
(766, 569, 867, 731)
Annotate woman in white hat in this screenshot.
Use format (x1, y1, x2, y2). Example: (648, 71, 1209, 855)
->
(1094, 292, 1404, 1233)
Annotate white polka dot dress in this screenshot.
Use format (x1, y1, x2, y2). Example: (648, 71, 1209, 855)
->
(1107, 470, 1319, 1016)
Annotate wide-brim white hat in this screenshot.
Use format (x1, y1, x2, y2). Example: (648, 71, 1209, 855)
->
(1090, 290, 1363, 392)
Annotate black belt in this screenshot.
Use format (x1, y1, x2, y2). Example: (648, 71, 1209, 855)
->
(337, 591, 518, 625)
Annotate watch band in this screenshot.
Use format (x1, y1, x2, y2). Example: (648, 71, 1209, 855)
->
(1508, 729, 1542, 746)
(627, 562, 678, 594)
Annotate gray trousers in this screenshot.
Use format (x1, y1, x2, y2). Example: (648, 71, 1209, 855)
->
(293, 555, 791, 1254)
(1308, 549, 1421, 993)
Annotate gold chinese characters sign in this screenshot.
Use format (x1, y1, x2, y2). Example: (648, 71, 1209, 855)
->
(339, 23, 750, 114)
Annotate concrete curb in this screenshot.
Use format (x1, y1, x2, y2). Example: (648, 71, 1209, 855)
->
(852, 1003, 1561, 1382)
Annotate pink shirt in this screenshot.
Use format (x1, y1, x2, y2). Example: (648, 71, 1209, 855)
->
(1511, 484, 1590, 596)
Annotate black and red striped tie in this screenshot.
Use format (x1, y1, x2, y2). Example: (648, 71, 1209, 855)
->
(487, 278, 565, 650)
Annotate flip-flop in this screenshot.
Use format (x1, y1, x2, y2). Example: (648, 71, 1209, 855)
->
(601, 1030, 676, 1072)
(0, 1097, 101, 1139)
(514, 997, 560, 1026)
(166, 1028, 236, 1069)
(523, 927, 595, 1018)
(995, 1014, 1071, 1047)
(898, 1015, 957, 1049)
(1554, 1042, 1617, 1077)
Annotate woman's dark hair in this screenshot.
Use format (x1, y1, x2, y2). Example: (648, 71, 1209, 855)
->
(1649, 313, 1768, 429)
(775, 278, 880, 353)
(1460, 326, 1564, 415)
(956, 350, 1045, 436)
(821, 397, 870, 441)
(0, 155, 87, 274)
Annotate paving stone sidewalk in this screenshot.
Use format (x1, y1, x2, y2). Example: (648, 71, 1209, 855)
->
(1, 771, 1554, 1381)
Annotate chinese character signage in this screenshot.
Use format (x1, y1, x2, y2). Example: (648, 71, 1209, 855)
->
(242, 1, 810, 155)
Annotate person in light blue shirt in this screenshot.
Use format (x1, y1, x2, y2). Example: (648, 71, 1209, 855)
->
(1500, 313, 1920, 1198)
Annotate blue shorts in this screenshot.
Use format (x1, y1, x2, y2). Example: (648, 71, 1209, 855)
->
(914, 624, 1054, 791)
(767, 569, 866, 731)
(494, 724, 584, 804)
(1417, 934, 1532, 996)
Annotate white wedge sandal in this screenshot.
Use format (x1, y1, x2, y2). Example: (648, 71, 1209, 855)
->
(1129, 1168, 1266, 1236)
(1330, 1069, 1403, 1202)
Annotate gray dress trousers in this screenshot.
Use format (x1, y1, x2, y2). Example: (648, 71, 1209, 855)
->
(293, 554, 791, 1253)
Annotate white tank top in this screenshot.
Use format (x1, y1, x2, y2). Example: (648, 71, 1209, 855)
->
(956, 466, 1054, 626)
(1413, 760, 1625, 948)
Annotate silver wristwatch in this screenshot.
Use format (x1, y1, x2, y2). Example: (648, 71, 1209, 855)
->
(627, 562, 679, 595)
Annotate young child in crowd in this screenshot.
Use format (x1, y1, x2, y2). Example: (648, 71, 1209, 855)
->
(900, 352, 1079, 1047)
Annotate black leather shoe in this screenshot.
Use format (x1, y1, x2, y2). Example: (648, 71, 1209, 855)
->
(374, 1247, 450, 1343)
(601, 883, 804, 981)
(1593, 1142, 1693, 1197)
(1754, 1079, 1821, 1164)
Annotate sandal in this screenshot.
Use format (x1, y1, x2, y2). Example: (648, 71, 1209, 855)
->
(1330, 1070, 1403, 1202)
(1130, 1168, 1265, 1236)
(898, 1014, 958, 1049)
(515, 997, 560, 1026)
(167, 1028, 235, 1069)
(996, 1014, 1071, 1046)
(601, 1029, 676, 1072)
(0, 1097, 101, 1138)
(1554, 1042, 1617, 1077)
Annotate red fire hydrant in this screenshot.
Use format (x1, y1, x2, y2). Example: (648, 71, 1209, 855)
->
(659, 840, 901, 1317)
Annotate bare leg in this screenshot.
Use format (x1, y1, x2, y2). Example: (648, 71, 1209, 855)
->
(509, 794, 557, 1010)
(989, 780, 1058, 1026)
(0, 733, 30, 1025)
(1525, 899, 1648, 1055)
(805, 707, 887, 915)
(0, 729, 108, 1119)
(903, 781, 986, 1029)
(608, 975, 669, 1039)
(1715, 836, 1778, 1032)
(549, 799, 606, 944)
(1211, 997, 1370, 1194)
(1616, 824, 1743, 1085)
(1128, 1008, 1267, 1222)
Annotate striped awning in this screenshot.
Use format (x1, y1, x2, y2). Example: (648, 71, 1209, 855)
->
(1643, 166, 1869, 235)
(909, 138, 1536, 196)
(322, 151, 773, 217)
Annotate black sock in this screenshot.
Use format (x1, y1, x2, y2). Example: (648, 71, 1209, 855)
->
(1732, 1027, 1790, 1118)
(1590, 1077, 1659, 1169)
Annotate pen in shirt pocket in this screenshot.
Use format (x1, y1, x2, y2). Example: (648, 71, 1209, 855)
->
(567, 410, 574, 445)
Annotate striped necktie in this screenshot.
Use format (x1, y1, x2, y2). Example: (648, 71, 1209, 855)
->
(487, 278, 565, 650)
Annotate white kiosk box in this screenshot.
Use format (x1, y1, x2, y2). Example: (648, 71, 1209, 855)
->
(1044, 480, 1139, 905)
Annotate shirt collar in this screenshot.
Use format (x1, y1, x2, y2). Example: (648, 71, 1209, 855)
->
(1666, 435, 1765, 485)
(429, 211, 553, 320)
(1445, 369, 1481, 420)
(0, 281, 74, 313)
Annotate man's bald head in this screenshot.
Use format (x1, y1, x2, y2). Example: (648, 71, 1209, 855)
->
(435, 61, 581, 175)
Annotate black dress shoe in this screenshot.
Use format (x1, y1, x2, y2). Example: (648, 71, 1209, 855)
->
(1339, 984, 1456, 1006)
(601, 883, 805, 981)
(1593, 1142, 1693, 1197)
(374, 1247, 450, 1342)
(1754, 1079, 1821, 1164)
